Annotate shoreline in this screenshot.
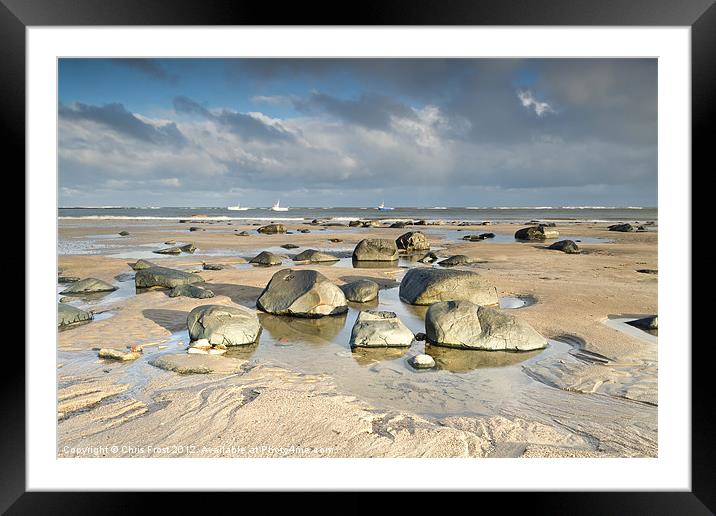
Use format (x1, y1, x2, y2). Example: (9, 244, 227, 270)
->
(57, 218, 658, 458)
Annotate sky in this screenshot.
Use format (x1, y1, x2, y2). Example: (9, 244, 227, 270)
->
(58, 58, 657, 207)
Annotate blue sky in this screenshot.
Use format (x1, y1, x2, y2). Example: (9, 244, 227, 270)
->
(58, 58, 657, 207)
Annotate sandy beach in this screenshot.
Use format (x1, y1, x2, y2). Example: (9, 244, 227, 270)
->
(57, 217, 657, 458)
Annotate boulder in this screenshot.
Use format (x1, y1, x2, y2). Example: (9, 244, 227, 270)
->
(608, 223, 634, 232)
(58, 303, 93, 328)
(341, 279, 380, 303)
(150, 353, 246, 374)
(399, 267, 498, 306)
(438, 255, 472, 267)
(60, 277, 117, 295)
(515, 225, 560, 240)
(187, 304, 261, 346)
(169, 285, 215, 299)
(130, 259, 158, 270)
(202, 263, 229, 270)
(408, 354, 436, 369)
(352, 239, 399, 261)
(135, 266, 203, 289)
(178, 243, 196, 253)
(417, 252, 439, 263)
(425, 300, 548, 351)
(480, 233, 496, 239)
(395, 231, 430, 252)
(362, 220, 382, 228)
(292, 249, 339, 263)
(153, 246, 182, 255)
(257, 224, 287, 234)
(98, 348, 141, 361)
(349, 310, 414, 348)
(548, 240, 580, 254)
(118, 230, 130, 236)
(249, 251, 282, 266)
(256, 269, 348, 317)
(628, 315, 658, 331)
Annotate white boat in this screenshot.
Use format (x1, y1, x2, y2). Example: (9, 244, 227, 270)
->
(377, 201, 394, 211)
(227, 204, 249, 211)
(271, 200, 289, 212)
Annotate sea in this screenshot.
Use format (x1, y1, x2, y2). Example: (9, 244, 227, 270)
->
(58, 206, 657, 224)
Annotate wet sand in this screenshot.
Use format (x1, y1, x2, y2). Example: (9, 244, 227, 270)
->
(57, 219, 657, 457)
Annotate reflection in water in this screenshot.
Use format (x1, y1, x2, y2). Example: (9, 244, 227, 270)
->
(351, 347, 409, 366)
(426, 344, 542, 373)
(223, 342, 260, 360)
(352, 259, 399, 269)
(258, 312, 348, 346)
(499, 295, 536, 309)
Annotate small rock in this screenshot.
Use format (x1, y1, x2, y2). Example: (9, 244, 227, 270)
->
(118, 230, 130, 236)
(548, 240, 580, 254)
(608, 223, 634, 232)
(281, 244, 300, 249)
(438, 255, 471, 267)
(98, 349, 141, 361)
(414, 332, 427, 341)
(202, 263, 229, 270)
(408, 354, 436, 369)
(257, 224, 287, 234)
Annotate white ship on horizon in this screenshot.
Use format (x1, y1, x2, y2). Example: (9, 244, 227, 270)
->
(377, 201, 394, 211)
(270, 200, 289, 211)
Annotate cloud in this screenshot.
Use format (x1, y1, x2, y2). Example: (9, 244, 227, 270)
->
(113, 59, 177, 82)
(59, 102, 188, 147)
(59, 59, 658, 207)
(517, 90, 556, 116)
(173, 95, 294, 143)
(292, 92, 416, 131)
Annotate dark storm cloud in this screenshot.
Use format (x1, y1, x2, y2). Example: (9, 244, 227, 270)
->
(292, 92, 415, 130)
(59, 102, 188, 147)
(113, 59, 177, 82)
(173, 95, 294, 143)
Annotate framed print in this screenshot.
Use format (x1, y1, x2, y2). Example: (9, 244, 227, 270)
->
(5, 0, 710, 511)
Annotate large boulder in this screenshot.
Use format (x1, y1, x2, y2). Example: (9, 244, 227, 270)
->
(257, 224, 287, 234)
(130, 259, 158, 270)
(349, 310, 414, 348)
(548, 240, 579, 254)
(60, 277, 117, 295)
(293, 249, 339, 263)
(515, 225, 559, 240)
(352, 239, 399, 261)
(187, 304, 261, 346)
(426, 300, 548, 351)
(399, 267, 498, 306)
(608, 223, 634, 232)
(341, 279, 380, 303)
(256, 269, 348, 317)
(135, 266, 203, 289)
(249, 251, 282, 266)
(169, 285, 215, 299)
(395, 231, 430, 252)
(58, 303, 93, 328)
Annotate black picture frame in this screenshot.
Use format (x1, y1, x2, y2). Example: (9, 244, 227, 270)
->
(4, 0, 708, 511)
